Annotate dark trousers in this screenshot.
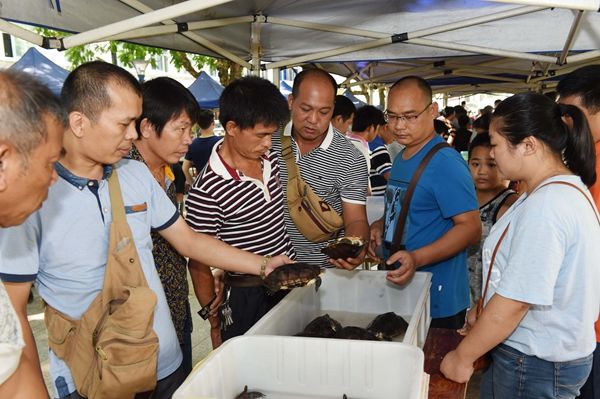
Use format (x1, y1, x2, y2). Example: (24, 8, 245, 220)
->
(180, 312, 193, 376)
(221, 285, 287, 341)
(577, 342, 600, 399)
(430, 308, 467, 329)
(61, 363, 187, 399)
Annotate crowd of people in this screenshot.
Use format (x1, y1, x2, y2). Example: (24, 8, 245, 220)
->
(0, 60, 598, 399)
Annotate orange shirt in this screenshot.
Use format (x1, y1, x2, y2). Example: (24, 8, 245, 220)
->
(592, 142, 600, 342)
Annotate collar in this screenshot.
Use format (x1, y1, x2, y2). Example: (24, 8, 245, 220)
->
(55, 162, 113, 191)
(129, 144, 175, 183)
(208, 138, 271, 182)
(283, 122, 334, 151)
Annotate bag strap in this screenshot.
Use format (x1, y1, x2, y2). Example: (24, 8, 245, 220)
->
(108, 168, 127, 223)
(281, 134, 301, 182)
(390, 142, 449, 253)
(478, 179, 600, 314)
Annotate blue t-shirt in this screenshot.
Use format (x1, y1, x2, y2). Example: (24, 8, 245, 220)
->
(185, 136, 221, 173)
(0, 159, 182, 397)
(384, 135, 477, 318)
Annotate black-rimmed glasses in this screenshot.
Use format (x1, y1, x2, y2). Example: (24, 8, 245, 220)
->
(384, 102, 432, 124)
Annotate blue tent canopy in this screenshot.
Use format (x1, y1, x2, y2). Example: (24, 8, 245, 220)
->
(9, 48, 69, 96)
(343, 90, 367, 108)
(280, 80, 293, 97)
(187, 71, 224, 109)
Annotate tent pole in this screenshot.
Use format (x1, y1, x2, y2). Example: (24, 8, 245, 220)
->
(566, 49, 600, 64)
(488, 0, 600, 11)
(250, 14, 265, 75)
(272, 68, 280, 87)
(346, 64, 436, 87)
(62, 0, 232, 48)
(558, 10, 585, 65)
(406, 38, 558, 64)
(452, 71, 525, 83)
(118, 0, 251, 69)
(0, 19, 44, 47)
(107, 16, 253, 41)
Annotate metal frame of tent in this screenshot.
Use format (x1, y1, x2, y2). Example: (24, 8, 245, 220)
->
(0, 0, 598, 95)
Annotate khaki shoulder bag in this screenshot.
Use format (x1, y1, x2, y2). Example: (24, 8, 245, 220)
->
(281, 134, 344, 242)
(44, 169, 159, 399)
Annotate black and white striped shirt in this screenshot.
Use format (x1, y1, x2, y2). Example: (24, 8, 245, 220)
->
(185, 143, 296, 274)
(272, 123, 368, 266)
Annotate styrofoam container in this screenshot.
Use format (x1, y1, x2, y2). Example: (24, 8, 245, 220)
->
(247, 270, 431, 348)
(174, 335, 427, 399)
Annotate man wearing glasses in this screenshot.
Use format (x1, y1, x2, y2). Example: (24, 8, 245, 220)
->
(368, 76, 481, 329)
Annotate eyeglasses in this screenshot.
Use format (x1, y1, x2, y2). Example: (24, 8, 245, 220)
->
(384, 102, 432, 124)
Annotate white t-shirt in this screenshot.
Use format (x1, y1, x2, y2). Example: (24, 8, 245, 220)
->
(483, 175, 600, 362)
(0, 281, 24, 384)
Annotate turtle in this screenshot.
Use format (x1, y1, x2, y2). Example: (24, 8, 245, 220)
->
(234, 385, 265, 399)
(366, 312, 409, 341)
(320, 236, 366, 259)
(334, 326, 378, 341)
(262, 262, 322, 293)
(302, 314, 343, 338)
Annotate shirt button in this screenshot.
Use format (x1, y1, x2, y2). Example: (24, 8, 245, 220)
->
(129, 258, 135, 263)
(87, 181, 95, 187)
(103, 208, 108, 213)
(78, 186, 83, 190)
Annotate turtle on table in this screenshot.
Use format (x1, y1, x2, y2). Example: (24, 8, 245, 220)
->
(366, 312, 409, 341)
(301, 314, 342, 338)
(234, 385, 265, 399)
(262, 262, 322, 293)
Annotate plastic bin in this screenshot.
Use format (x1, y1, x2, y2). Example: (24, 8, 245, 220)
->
(174, 335, 428, 399)
(247, 270, 431, 348)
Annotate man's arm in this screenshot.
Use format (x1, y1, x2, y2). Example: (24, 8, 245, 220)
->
(0, 282, 48, 399)
(160, 217, 290, 275)
(329, 201, 370, 270)
(182, 159, 195, 186)
(386, 210, 481, 285)
(188, 260, 222, 349)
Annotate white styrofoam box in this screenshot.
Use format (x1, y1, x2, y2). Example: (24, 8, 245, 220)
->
(247, 270, 431, 348)
(174, 335, 427, 399)
(366, 195, 385, 225)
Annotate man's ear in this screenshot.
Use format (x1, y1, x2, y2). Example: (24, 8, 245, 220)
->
(225, 121, 238, 137)
(139, 118, 154, 139)
(287, 94, 294, 111)
(69, 111, 86, 138)
(0, 143, 13, 192)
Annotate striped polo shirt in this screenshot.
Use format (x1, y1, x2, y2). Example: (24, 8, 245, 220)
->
(273, 123, 368, 266)
(185, 140, 296, 274)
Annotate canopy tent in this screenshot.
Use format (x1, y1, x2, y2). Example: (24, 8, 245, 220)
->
(279, 80, 293, 97)
(9, 47, 69, 96)
(343, 90, 367, 108)
(187, 71, 224, 109)
(1, 0, 599, 95)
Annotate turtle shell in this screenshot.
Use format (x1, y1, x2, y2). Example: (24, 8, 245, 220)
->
(262, 262, 322, 292)
(321, 236, 365, 259)
(302, 314, 342, 338)
(366, 312, 408, 341)
(334, 326, 378, 341)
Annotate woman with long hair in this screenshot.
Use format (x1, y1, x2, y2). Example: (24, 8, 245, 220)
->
(441, 92, 600, 398)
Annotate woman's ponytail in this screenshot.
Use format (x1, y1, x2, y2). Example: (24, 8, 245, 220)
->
(559, 103, 597, 187)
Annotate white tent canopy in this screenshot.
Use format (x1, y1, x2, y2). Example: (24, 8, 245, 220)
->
(1, 0, 599, 94)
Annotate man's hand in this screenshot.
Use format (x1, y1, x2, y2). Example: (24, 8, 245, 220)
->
(368, 219, 384, 259)
(457, 307, 478, 336)
(208, 314, 222, 349)
(440, 349, 475, 384)
(264, 255, 294, 276)
(385, 250, 417, 285)
(209, 270, 225, 317)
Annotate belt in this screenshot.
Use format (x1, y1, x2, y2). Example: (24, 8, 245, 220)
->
(224, 272, 264, 288)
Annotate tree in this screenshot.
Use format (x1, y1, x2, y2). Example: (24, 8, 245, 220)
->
(34, 28, 243, 85)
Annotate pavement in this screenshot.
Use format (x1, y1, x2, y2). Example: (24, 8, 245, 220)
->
(27, 275, 213, 396)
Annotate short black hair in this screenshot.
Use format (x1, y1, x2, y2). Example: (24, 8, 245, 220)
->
(458, 114, 470, 128)
(333, 95, 356, 120)
(136, 77, 198, 138)
(197, 108, 214, 130)
(390, 76, 432, 100)
(219, 76, 289, 130)
(468, 132, 491, 159)
(434, 119, 449, 135)
(557, 65, 600, 113)
(61, 61, 141, 121)
(353, 105, 385, 132)
(292, 68, 337, 100)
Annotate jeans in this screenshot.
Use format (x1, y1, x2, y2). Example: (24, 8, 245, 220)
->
(480, 344, 593, 399)
(577, 342, 600, 398)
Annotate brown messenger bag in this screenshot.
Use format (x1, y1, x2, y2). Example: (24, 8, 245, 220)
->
(44, 168, 159, 399)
